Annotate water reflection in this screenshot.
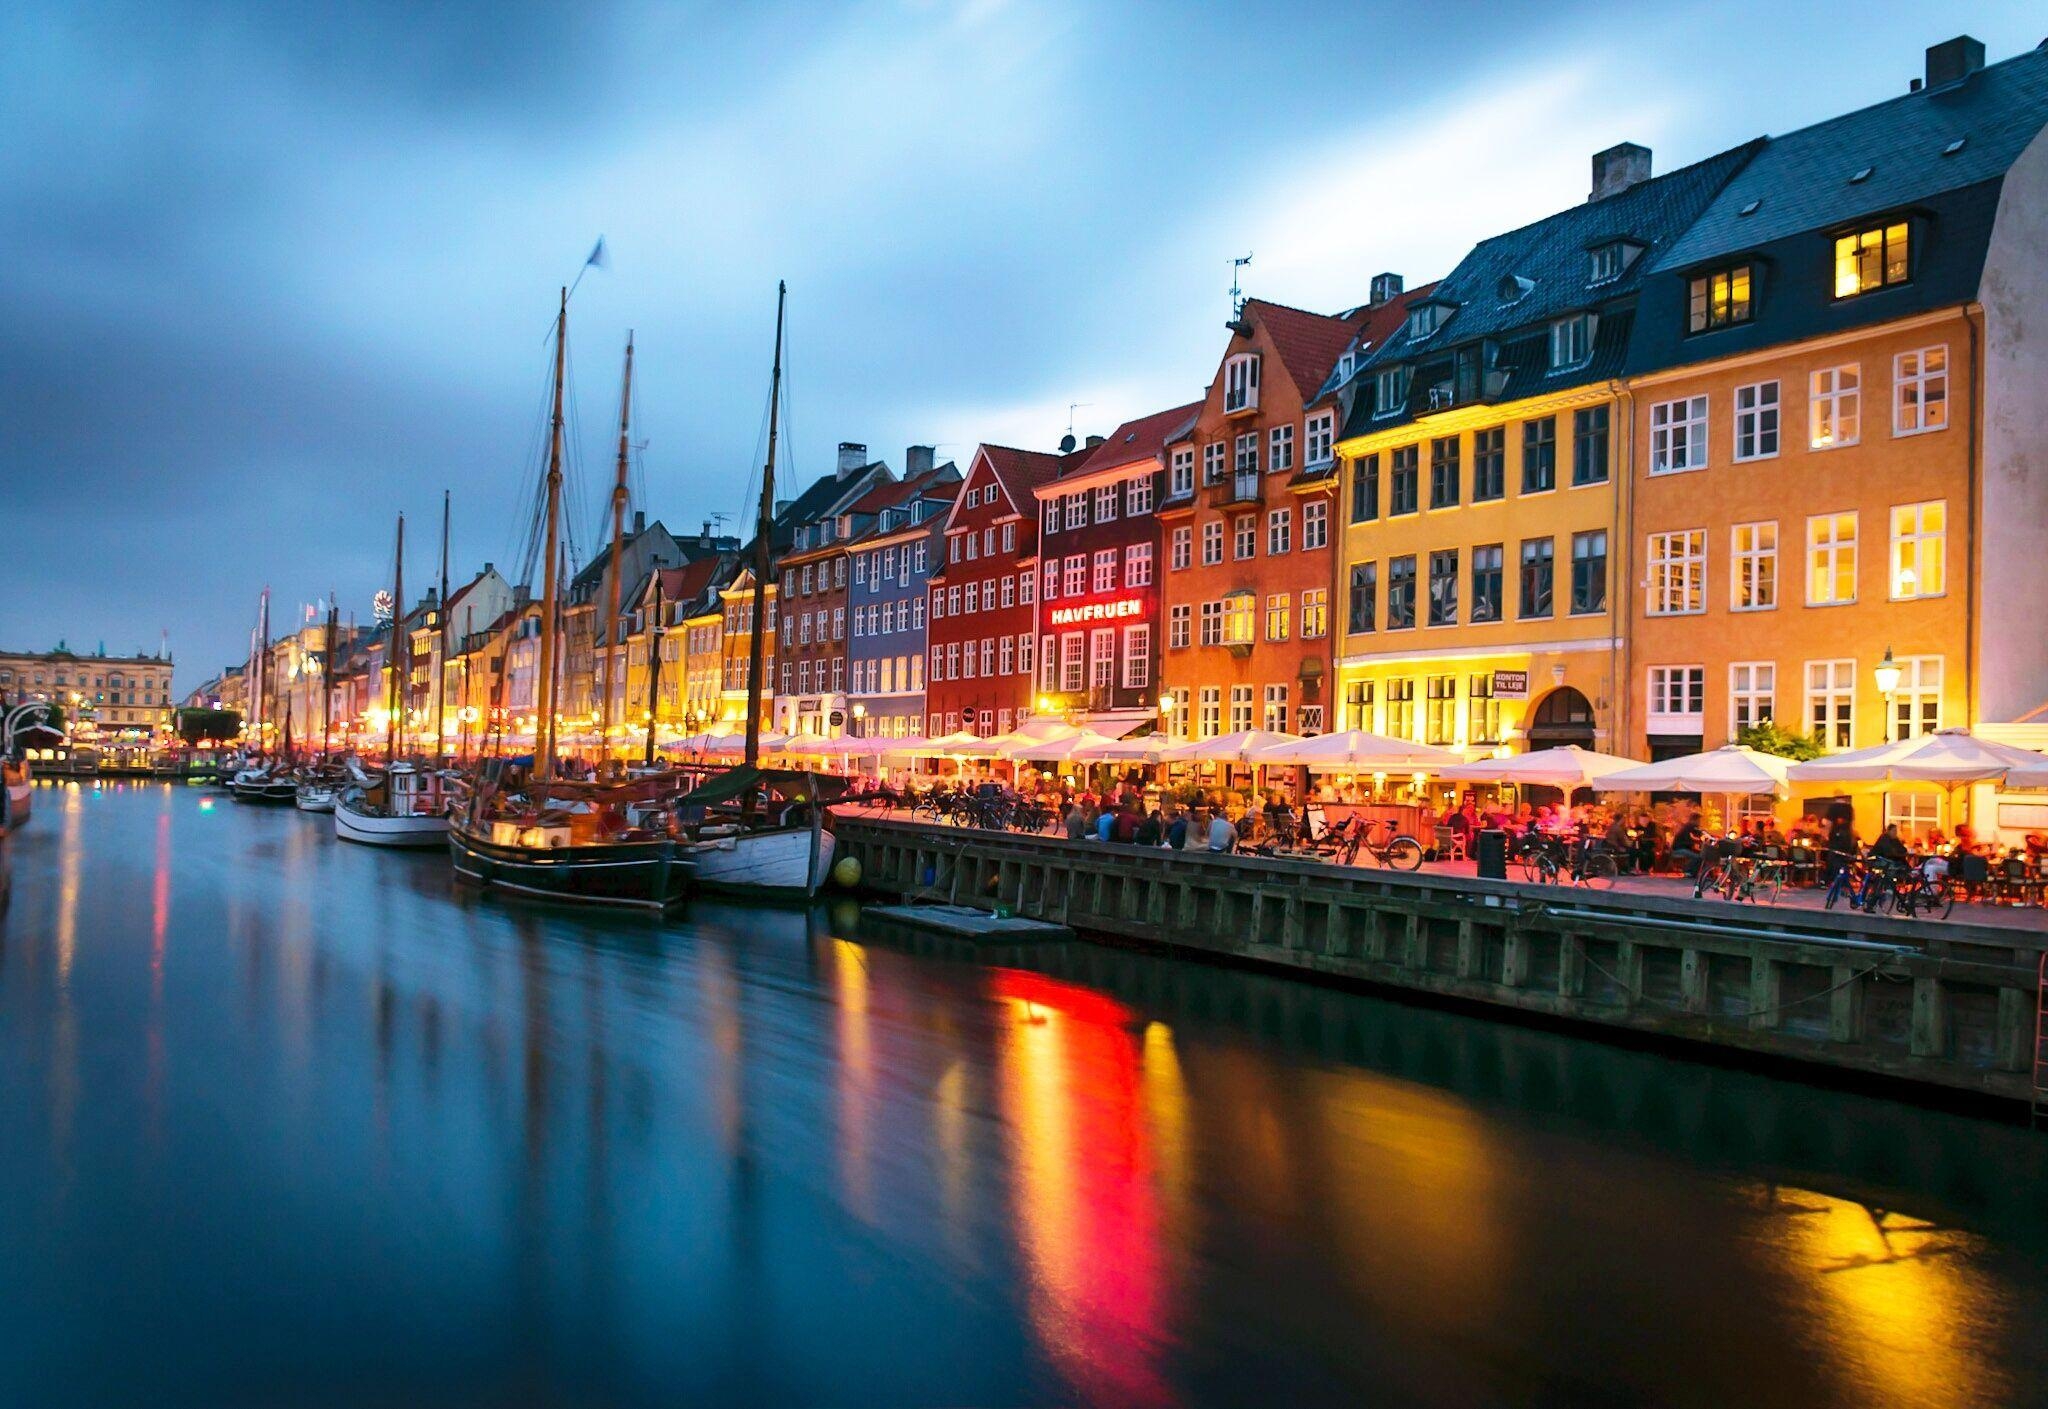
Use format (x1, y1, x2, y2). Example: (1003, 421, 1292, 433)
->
(0, 783, 2042, 1407)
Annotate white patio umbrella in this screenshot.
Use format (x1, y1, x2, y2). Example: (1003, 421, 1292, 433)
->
(1248, 729, 1462, 772)
(1162, 729, 1305, 764)
(786, 735, 889, 761)
(998, 727, 1109, 762)
(2006, 761, 2048, 790)
(1436, 744, 1644, 790)
(1784, 727, 2048, 784)
(1071, 733, 1171, 763)
(907, 729, 1005, 758)
(1592, 744, 1794, 796)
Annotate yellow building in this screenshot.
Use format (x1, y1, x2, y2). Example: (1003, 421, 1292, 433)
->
(1617, 37, 2048, 837)
(1335, 140, 1758, 755)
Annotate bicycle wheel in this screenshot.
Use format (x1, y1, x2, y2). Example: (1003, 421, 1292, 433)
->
(1759, 869, 1785, 907)
(1823, 875, 1846, 910)
(1579, 853, 1618, 890)
(1866, 883, 1897, 916)
(1383, 836, 1424, 870)
(1533, 854, 1560, 885)
(1924, 882, 1955, 921)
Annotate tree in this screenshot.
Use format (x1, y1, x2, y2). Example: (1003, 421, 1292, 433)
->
(176, 708, 243, 745)
(1735, 719, 1825, 762)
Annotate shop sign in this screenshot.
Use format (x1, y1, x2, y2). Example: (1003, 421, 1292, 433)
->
(1049, 598, 1145, 627)
(1492, 669, 1530, 699)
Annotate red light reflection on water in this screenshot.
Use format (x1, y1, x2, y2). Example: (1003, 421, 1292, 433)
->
(991, 968, 1173, 1408)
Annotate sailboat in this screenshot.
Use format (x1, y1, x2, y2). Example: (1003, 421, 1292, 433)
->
(671, 281, 838, 898)
(233, 694, 298, 803)
(448, 300, 696, 910)
(0, 701, 52, 833)
(336, 512, 455, 846)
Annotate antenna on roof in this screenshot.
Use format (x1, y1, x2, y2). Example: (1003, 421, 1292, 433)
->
(1066, 402, 1092, 437)
(1231, 252, 1254, 318)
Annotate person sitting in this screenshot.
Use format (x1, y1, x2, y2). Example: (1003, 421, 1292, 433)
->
(1669, 819, 1706, 876)
(1872, 824, 1912, 869)
(1164, 808, 1189, 850)
(1112, 800, 1142, 844)
(1095, 805, 1116, 843)
(1062, 802, 1088, 842)
(1603, 811, 1632, 870)
(1134, 808, 1163, 847)
(1205, 808, 1239, 853)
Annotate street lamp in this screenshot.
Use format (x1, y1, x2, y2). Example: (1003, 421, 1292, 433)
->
(1874, 646, 1901, 743)
(851, 701, 867, 738)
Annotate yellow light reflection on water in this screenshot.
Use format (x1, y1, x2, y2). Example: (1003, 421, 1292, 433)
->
(830, 939, 874, 1224)
(1763, 1184, 2005, 1408)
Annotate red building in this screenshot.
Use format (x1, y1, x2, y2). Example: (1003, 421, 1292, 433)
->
(1032, 404, 1198, 734)
(926, 443, 1082, 737)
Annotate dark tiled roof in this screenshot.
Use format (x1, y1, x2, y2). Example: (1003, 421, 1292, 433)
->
(1308, 281, 1441, 406)
(1656, 45, 2048, 272)
(1360, 141, 1759, 371)
(1069, 402, 1203, 478)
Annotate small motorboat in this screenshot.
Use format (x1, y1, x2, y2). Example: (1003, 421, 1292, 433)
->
(334, 762, 453, 847)
(231, 766, 298, 804)
(294, 773, 340, 813)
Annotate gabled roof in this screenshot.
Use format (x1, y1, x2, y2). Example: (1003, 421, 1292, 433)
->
(1309, 281, 1441, 406)
(1360, 139, 1762, 377)
(1245, 299, 1368, 399)
(972, 442, 1088, 514)
(1067, 402, 1203, 479)
(1656, 44, 2048, 272)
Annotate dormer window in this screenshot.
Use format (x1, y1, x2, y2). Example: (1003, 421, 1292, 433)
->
(1589, 244, 1623, 284)
(1549, 313, 1596, 370)
(1406, 304, 1449, 341)
(1497, 274, 1534, 304)
(1834, 221, 1909, 299)
(1688, 264, 1754, 332)
(1224, 353, 1260, 414)
(1374, 365, 1410, 417)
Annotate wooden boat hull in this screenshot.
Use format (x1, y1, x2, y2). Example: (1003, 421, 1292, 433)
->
(334, 801, 450, 847)
(448, 823, 693, 912)
(3, 779, 28, 832)
(686, 824, 835, 898)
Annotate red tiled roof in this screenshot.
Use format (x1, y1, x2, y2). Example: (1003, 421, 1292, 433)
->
(1246, 298, 1368, 400)
(974, 444, 1068, 511)
(1069, 401, 1202, 478)
(1348, 281, 1439, 365)
(657, 557, 722, 606)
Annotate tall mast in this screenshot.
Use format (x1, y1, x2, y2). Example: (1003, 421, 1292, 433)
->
(744, 281, 785, 770)
(598, 331, 635, 766)
(534, 287, 569, 784)
(643, 568, 664, 767)
(323, 595, 338, 757)
(435, 488, 450, 761)
(386, 514, 405, 765)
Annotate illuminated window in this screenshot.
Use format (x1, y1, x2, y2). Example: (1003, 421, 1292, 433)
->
(1806, 658, 1855, 748)
(1889, 500, 1945, 600)
(1344, 679, 1375, 732)
(1733, 381, 1779, 461)
(1224, 593, 1256, 645)
(1806, 512, 1858, 605)
(1301, 588, 1327, 639)
(1894, 346, 1948, 435)
(1424, 675, 1456, 744)
(1687, 264, 1753, 332)
(1385, 678, 1416, 739)
(1732, 521, 1778, 611)
(1649, 395, 1709, 473)
(1885, 790, 1941, 842)
(1834, 222, 1909, 299)
(1468, 673, 1502, 744)
(1809, 365, 1860, 448)
(1265, 593, 1291, 641)
(1647, 530, 1705, 615)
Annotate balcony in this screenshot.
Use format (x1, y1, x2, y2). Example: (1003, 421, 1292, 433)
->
(1415, 367, 1512, 419)
(1225, 471, 1263, 505)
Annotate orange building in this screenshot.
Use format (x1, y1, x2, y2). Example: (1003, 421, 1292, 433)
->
(1159, 290, 1424, 740)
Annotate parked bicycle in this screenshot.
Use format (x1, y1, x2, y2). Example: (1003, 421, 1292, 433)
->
(1339, 817, 1424, 870)
(1528, 835, 1619, 890)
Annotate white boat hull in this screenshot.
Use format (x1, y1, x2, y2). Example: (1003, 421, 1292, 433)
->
(687, 824, 835, 897)
(3, 780, 28, 832)
(295, 787, 337, 813)
(335, 802, 450, 848)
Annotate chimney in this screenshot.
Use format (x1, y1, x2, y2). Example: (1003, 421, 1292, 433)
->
(1369, 272, 1404, 306)
(482, 562, 494, 576)
(1085, 435, 1104, 449)
(836, 441, 868, 478)
(1589, 142, 1652, 202)
(1925, 35, 1985, 89)
(774, 498, 792, 517)
(700, 520, 713, 547)
(905, 444, 934, 477)
(632, 510, 646, 535)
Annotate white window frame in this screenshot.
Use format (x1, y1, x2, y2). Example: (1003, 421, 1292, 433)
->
(1169, 603, 1191, 649)
(1170, 524, 1193, 571)
(1646, 665, 1706, 731)
(1268, 424, 1294, 474)
(1126, 475, 1154, 516)
(1649, 395, 1709, 474)
(1891, 655, 1943, 739)
(1092, 548, 1117, 593)
(1169, 446, 1195, 498)
(1302, 498, 1328, 551)
(1094, 484, 1118, 523)
(1548, 313, 1595, 370)
(1266, 507, 1292, 556)
(1729, 661, 1776, 735)
(1806, 658, 1856, 750)
(1646, 529, 1706, 616)
(1201, 521, 1224, 566)
(1223, 352, 1260, 414)
(1809, 365, 1860, 450)
(1304, 410, 1336, 467)
(1733, 381, 1779, 462)
(1731, 520, 1778, 612)
(1889, 500, 1946, 601)
(1893, 346, 1948, 437)
(1124, 542, 1153, 587)
(1122, 624, 1150, 689)
(1805, 512, 1858, 607)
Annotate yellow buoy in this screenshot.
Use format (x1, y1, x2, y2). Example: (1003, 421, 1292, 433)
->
(831, 854, 863, 889)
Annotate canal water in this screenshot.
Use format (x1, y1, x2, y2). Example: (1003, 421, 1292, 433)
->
(2, 781, 2046, 1407)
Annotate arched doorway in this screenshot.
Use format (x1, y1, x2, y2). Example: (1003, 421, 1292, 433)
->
(1525, 686, 1595, 750)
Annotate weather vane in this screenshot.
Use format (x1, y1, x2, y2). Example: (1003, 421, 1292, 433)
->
(1231, 252, 1253, 318)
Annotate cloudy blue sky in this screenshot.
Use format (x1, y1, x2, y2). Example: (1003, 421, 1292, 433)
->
(3, 0, 2042, 689)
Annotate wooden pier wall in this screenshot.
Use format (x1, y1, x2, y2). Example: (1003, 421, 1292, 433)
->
(835, 818, 2048, 1104)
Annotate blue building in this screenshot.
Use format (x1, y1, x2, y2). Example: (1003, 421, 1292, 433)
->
(847, 451, 959, 741)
